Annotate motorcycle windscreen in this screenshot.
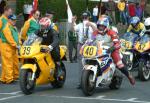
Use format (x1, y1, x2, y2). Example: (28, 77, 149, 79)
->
(23, 33, 43, 46)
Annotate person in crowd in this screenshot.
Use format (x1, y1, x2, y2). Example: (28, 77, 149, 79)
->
(92, 5, 99, 23)
(23, 1, 33, 22)
(117, 0, 127, 25)
(100, 3, 107, 15)
(135, 3, 143, 21)
(21, 9, 40, 42)
(72, 12, 96, 89)
(68, 16, 77, 63)
(0, 14, 19, 84)
(0, 6, 13, 83)
(128, 3, 136, 19)
(0, 0, 7, 16)
(106, 0, 116, 24)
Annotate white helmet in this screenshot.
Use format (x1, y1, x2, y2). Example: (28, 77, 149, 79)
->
(144, 17, 150, 31)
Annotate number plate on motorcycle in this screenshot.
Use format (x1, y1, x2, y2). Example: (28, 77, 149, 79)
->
(20, 46, 31, 56)
(135, 42, 150, 53)
(121, 39, 132, 49)
(83, 46, 97, 58)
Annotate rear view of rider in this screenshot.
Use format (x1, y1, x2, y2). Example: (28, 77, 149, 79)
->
(127, 16, 145, 37)
(38, 17, 60, 65)
(88, 17, 135, 85)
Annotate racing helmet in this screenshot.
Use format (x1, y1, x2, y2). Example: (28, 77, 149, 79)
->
(39, 17, 51, 30)
(130, 16, 140, 28)
(144, 17, 150, 31)
(97, 17, 109, 34)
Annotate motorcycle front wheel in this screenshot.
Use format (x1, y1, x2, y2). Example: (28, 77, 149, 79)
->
(19, 69, 36, 95)
(123, 54, 133, 71)
(81, 70, 96, 96)
(138, 62, 150, 81)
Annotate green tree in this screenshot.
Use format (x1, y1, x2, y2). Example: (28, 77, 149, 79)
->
(16, 0, 96, 21)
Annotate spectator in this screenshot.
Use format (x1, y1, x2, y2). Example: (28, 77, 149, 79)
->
(68, 16, 77, 63)
(106, 0, 116, 24)
(21, 10, 40, 42)
(135, 3, 143, 20)
(0, 0, 6, 16)
(128, 3, 136, 18)
(92, 5, 98, 23)
(100, 3, 107, 15)
(117, 0, 127, 25)
(23, 1, 33, 21)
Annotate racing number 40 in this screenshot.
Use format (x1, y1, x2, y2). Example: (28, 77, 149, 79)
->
(85, 47, 94, 56)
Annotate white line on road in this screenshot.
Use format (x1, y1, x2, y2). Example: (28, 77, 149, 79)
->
(0, 94, 23, 101)
(0, 91, 21, 95)
(127, 98, 138, 101)
(40, 95, 150, 103)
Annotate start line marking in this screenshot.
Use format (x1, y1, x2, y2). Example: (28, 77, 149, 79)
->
(40, 95, 150, 103)
(0, 94, 23, 101)
(0, 91, 21, 95)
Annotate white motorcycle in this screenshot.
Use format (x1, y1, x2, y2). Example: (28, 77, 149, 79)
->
(80, 40, 123, 96)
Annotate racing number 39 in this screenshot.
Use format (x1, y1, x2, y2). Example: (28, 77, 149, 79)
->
(23, 47, 31, 55)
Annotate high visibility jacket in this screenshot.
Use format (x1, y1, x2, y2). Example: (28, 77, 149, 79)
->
(21, 17, 40, 40)
(9, 25, 19, 45)
(1, 23, 17, 47)
(0, 15, 8, 39)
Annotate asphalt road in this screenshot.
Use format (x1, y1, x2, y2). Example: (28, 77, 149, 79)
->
(0, 62, 150, 103)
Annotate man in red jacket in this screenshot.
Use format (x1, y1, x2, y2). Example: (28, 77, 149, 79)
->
(87, 17, 135, 85)
(128, 3, 136, 17)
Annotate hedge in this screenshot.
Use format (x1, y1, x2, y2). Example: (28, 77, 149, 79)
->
(16, 0, 97, 21)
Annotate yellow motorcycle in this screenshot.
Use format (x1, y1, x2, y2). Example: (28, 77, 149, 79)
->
(19, 34, 67, 95)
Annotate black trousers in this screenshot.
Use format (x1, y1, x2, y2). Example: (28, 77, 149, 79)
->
(68, 40, 77, 62)
(51, 45, 60, 62)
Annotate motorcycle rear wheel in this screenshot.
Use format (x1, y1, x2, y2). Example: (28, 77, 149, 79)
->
(19, 69, 36, 95)
(51, 63, 66, 88)
(123, 54, 133, 71)
(81, 70, 96, 96)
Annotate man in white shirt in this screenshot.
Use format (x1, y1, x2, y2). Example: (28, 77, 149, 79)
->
(23, 2, 33, 21)
(72, 12, 96, 89)
(93, 5, 99, 23)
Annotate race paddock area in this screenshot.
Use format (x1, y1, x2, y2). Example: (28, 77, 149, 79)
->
(0, 62, 150, 103)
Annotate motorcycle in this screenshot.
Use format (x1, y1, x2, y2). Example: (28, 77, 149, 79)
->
(120, 32, 150, 81)
(80, 40, 123, 96)
(19, 34, 67, 95)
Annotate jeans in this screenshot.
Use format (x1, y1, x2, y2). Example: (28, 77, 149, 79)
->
(93, 16, 98, 23)
(120, 11, 127, 25)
